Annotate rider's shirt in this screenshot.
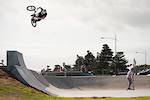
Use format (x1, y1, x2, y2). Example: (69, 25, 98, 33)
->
(38, 12, 47, 18)
(38, 8, 47, 18)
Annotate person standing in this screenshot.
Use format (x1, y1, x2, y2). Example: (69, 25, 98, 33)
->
(126, 68, 134, 90)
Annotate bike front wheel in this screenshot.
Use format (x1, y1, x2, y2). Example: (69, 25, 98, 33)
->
(31, 19, 37, 27)
(27, 5, 36, 11)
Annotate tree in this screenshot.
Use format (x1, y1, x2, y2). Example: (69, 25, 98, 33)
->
(46, 65, 51, 72)
(92, 44, 113, 75)
(113, 52, 128, 73)
(74, 55, 84, 71)
(74, 51, 95, 72)
(84, 50, 95, 72)
(64, 65, 71, 71)
(53, 65, 61, 71)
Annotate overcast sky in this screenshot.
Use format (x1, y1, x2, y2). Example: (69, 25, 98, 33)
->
(0, 0, 150, 71)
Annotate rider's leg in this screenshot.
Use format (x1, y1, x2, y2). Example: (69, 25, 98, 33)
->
(35, 13, 39, 17)
(33, 17, 41, 22)
(31, 12, 39, 17)
(36, 19, 41, 22)
(33, 12, 41, 22)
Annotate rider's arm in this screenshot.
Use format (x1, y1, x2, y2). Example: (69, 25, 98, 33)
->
(37, 7, 42, 10)
(36, 13, 47, 19)
(36, 16, 45, 19)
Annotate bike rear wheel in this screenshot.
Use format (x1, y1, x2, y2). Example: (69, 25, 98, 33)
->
(27, 5, 36, 11)
(31, 19, 37, 27)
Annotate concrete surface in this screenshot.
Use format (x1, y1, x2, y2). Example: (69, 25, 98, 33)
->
(44, 75, 150, 90)
(5, 51, 150, 97)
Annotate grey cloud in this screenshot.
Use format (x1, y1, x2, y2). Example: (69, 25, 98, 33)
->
(63, 0, 150, 33)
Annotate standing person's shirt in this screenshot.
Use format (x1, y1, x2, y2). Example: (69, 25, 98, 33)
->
(126, 70, 134, 79)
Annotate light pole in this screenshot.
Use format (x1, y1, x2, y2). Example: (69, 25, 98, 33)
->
(135, 50, 147, 65)
(101, 34, 118, 75)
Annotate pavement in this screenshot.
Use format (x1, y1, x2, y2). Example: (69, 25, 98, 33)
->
(5, 51, 150, 97)
(57, 90, 150, 97)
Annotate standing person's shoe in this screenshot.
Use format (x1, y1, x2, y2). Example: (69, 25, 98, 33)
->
(126, 88, 132, 90)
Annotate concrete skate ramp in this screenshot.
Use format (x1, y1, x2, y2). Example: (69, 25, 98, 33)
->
(44, 75, 150, 90)
(6, 51, 150, 97)
(6, 51, 58, 96)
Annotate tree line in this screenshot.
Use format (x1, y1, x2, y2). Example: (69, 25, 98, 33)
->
(73, 44, 129, 75)
(46, 44, 150, 75)
(51, 44, 149, 75)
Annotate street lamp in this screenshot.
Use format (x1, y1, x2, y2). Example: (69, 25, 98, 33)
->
(135, 50, 147, 65)
(101, 34, 118, 75)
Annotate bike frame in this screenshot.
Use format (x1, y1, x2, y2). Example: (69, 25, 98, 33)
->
(27, 5, 37, 27)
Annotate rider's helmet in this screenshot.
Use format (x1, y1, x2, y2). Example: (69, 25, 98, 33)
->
(42, 9, 47, 14)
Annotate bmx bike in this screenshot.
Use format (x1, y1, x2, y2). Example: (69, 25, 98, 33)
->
(27, 5, 37, 27)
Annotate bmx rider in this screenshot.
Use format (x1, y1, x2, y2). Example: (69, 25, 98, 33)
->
(32, 7, 47, 22)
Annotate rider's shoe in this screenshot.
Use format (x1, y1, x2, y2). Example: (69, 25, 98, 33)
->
(31, 19, 35, 22)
